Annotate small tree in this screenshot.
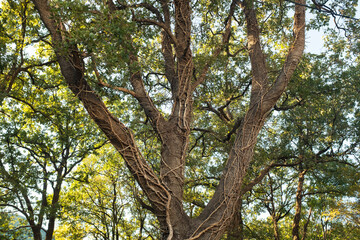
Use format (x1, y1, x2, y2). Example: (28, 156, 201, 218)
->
(0, 63, 104, 239)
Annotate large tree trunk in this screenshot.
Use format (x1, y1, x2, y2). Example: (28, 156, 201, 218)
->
(186, 0, 305, 238)
(158, 0, 194, 237)
(226, 199, 244, 240)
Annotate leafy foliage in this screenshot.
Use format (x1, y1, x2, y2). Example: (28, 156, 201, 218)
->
(1, 0, 359, 239)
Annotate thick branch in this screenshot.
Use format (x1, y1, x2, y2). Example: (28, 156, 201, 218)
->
(107, 2, 191, 237)
(189, 1, 306, 239)
(159, 0, 177, 90)
(31, 0, 169, 218)
(263, 0, 306, 112)
(242, 0, 270, 108)
(133, 17, 178, 46)
(106, 1, 168, 139)
(128, 55, 168, 138)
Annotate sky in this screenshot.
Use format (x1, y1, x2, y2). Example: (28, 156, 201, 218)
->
(306, 29, 325, 54)
(305, 3, 360, 54)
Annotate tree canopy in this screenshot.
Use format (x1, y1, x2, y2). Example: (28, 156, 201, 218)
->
(0, 0, 359, 239)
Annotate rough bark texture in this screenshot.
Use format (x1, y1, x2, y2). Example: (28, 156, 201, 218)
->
(187, 1, 305, 238)
(226, 199, 244, 240)
(30, 0, 306, 239)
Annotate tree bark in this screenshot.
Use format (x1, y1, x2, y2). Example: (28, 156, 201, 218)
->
(292, 169, 307, 240)
(31, 225, 43, 240)
(272, 218, 281, 240)
(226, 199, 244, 240)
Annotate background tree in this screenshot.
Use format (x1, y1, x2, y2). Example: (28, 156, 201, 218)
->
(55, 146, 159, 240)
(0, 208, 33, 239)
(0, 40, 105, 239)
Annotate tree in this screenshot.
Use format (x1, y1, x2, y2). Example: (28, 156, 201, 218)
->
(55, 146, 158, 240)
(0, 86, 104, 239)
(1, 0, 359, 239)
(0, 35, 105, 239)
(0, 210, 33, 239)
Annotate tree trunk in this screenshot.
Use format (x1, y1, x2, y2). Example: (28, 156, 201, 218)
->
(292, 169, 307, 240)
(45, 161, 66, 240)
(301, 208, 312, 240)
(273, 218, 281, 240)
(226, 199, 244, 240)
(31, 225, 43, 240)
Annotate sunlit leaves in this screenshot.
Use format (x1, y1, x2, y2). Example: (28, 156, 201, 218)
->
(56, 146, 159, 239)
(0, 41, 104, 237)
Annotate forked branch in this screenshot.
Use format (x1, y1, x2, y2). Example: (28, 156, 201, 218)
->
(31, 0, 169, 220)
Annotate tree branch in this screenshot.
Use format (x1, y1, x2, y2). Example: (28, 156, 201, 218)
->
(274, 97, 304, 111)
(132, 16, 178, 46)
(263, 0, 306, 112)
(191, 0, 238, 90)
(91, 57, 138, 97)
(159, 0, 177, 90)
(241, 159, 302, 195)
(31, 0, 169, 218)
(285, 0, 358, 20)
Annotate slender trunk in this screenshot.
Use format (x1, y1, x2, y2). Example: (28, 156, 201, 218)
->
(268, 174, 281, 240)
(273, 218, 281, 240)
(46, 163, 65, 240)
(292, 169, 307, 240)
(321, 220, 328, 240)
(301, 208, 312, 240)
(45, 218, 55, 240)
